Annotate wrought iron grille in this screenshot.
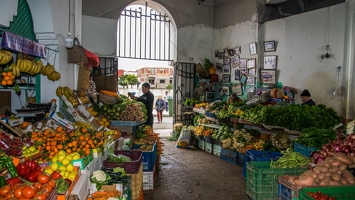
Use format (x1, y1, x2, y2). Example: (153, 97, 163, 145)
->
(173, 62, 196, 126)
(118, 4, 173, 61)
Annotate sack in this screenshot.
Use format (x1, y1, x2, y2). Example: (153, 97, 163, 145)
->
(176, 127, 191, 149)
(84, 49, 99, 67)
(67, 38, 88, 64)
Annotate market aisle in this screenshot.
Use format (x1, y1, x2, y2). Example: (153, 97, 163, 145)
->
(143, 138, 247, 200)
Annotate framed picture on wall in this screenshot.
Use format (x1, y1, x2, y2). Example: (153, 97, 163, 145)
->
(264, 41, 276, 52)
(234, 69, 241, 81)
(240, 59, 247, 68)
(232, 83, 243, 96)
(247, 77, 256, 85)
(222, 75, 231, 83)
(247, 59, 256, 69)
(231, 55, 240, 68)
(240, 74, 248, 85)
(223, 58, 231, 65)
(263, 55, 277, 69)
(223, 65, 231, 74)
(248, 68, 256, 77)
(249, 42, 257, 55)
(260, 69, 276, 84)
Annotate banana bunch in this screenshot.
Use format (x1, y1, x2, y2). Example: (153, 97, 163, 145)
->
(0, 50, 13, 65)
(9, 62, 20, 77)
(86, 107, 98, 116)
(79, 96, 90, 104)
(74, 121, 93, 130)
(56, 86, 79, 107)
(41, 63, 61, 81)
(16, 59, 43, 76)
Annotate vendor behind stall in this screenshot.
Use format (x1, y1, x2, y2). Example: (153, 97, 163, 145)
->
(227, 93, 242, 104)
(137, 83, 154, 127)
(300, 89, 316, 106)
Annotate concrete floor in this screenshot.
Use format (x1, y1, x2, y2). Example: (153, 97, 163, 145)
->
(143, 126, 248, 200)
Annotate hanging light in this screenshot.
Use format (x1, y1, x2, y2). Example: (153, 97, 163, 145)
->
(65, 0, 74, 49)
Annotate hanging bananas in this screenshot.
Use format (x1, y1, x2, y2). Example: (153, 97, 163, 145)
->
(0, 50, 13, 65)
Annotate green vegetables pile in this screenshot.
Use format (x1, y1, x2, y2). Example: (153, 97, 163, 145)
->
(294, 128, 336, 149)
(206, 101, 234, 119)
(241, 104, 341, 131)
(270, 149, 311, 168)
(101, 100, 147, 121)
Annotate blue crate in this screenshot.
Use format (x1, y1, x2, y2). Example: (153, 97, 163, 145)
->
(220, 148, 238, 159)
(278, 176, 303, 200)
(242, 150, 281, 179)
(220, 155, 237, 165)
(132, 141, 157, 171)
(238, 153, 245, 165)
(213, 143, 222, 157)
(294, 142, 317, 157)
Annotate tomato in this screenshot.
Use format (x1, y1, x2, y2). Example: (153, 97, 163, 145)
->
(5, 191, 14, 199)
(33, 193, 47, 200)
(40, 184, 53, 193)
(47, 179, 56, 188)
(37, 173, 50, 184)
(0, 185, 10, 196)
(33, 182, 43, 192)
(21, 186, 36, 199)
(14, 188, 23, 198)
(51, 171, 62, 180)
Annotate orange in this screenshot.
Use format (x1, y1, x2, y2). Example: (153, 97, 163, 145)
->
(6, 80, 13, 85)
(79, 135, 85, 141)
(4, 76, 9, 81)
(1, 72, 6, 76)
(66, 149, 72, 154)
(85, 149, 91, 155)
(56, 126, 63, 133)
(6, 72, 12, 76)
(1, 80, 7, 86)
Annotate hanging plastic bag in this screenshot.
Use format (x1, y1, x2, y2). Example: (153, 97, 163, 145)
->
(176, 126, 191, 149)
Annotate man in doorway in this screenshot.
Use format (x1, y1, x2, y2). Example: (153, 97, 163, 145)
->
(137, 83, 154, 127)
(163, 91, 169, 112)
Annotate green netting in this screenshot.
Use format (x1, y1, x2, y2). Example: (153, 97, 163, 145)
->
(0, 0, 36, 41)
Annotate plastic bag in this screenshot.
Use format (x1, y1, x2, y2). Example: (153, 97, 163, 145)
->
(176, 126, 191, 148)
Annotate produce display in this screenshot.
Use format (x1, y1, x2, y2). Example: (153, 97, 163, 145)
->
(270, 149, 310, 168)
(305, 191, 335, 200)
(0, 133, 24, 156)
(101, 100, 147, 121)
(311, 133, 355, 164)
(288, 152, 355, 187)
(294, 128, 336, 149)
(240, 104, 341, 131)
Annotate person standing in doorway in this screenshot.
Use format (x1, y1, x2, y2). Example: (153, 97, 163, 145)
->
(155, 96, 165, 123)
(137, 83, 154, 127)
(163, 91, 169, 112)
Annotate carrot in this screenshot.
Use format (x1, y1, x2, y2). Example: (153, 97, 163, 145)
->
(100, 90, 119, 98)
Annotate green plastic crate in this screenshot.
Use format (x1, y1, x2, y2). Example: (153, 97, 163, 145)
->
(298, 186, 355, 200)
(245, 161, 308, 200)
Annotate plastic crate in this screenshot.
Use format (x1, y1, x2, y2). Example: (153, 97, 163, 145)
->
(220, 148, 238, 159)
(143, 170, 154, 191)
(102, 150, 143, 174)
(213, 143, 222, 157)
(298, 186, 355, 200)
(220, 155, 237, 164)
(278, 176, 303, 200)
(242, 150, 281, 179)
(245, 161, 308, 200)
(198, 139, 205, 151)
(238, 153, 245, 165)
(132, 142, 157, 171)
(294, 142, 317, 157)
(205, 142, 213, 154)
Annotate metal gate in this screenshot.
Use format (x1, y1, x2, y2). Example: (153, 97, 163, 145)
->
(118, 3, 173, 61)
(173, 62, 196, 126)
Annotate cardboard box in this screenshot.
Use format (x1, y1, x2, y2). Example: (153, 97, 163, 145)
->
(51, 113, 75, 130)
(0, 120, 23, 136)
(8, 117, 24, 126)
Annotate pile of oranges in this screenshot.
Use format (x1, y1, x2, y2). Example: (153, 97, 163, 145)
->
(1, 71, 14, 86)
(31, 126, 105, 163)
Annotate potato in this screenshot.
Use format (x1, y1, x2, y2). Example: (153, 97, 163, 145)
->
(338, 164, 347, 171)
(328, 180, 340, 186)
(331, 173, 342, 182)
(347, 154, 355, 164)
(341, 178, 348, 185)
(329, 167, 339, 173)
(313, 166, 328, 174)
(319, 180, 329, 186)
(317, 173, 325, 180)
(342, 170, 354, 181)
(331, 160, 341, 167)
(333, 152, 353, 165)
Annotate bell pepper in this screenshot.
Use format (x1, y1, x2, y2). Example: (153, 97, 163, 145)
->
(16, 163, 31, 176)
(6, 177, 22, 186)
(24, 160, 39, 171)
(0, 176, 6, 186)
(24, 168, 42, 182)
(0, 156, 18, 178)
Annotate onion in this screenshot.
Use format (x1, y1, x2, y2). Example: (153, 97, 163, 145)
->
(343, 146, 351, 154)
(350, 134, 355, 140)
(319, 150, 328, 157)
(315, 156, 325, 164)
